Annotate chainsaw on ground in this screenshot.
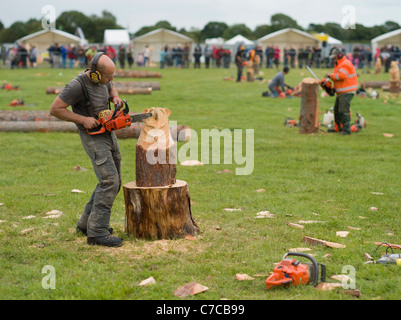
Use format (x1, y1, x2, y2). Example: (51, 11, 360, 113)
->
(87, 99, 152, 135)
(306, 65, 335, 96)
(266, 252, 326, 290)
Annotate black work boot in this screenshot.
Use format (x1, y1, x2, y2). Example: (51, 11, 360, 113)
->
(87, 235, 123, 247)
(76, 225, 113, 236)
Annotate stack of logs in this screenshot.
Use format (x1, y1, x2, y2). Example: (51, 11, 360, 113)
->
(123, 107, 199, 239)
(46, 81, 161, 95)
(0, 110, 191, 141)
(114, 70, 162, 78)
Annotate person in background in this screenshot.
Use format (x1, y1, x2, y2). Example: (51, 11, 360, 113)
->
(326, 48, 358, 135)
(268, 66, 290, 97)
(235, 45, 246, 82)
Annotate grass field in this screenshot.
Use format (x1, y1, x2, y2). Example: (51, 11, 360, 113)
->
(0, 62, 400, 301)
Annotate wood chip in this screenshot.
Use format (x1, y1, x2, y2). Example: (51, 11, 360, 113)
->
(288, 223, 304, 229)
(289, 248, 312, 252)
(139, 277, 156, 286)
(315, 282, 342, 291)
(223, 208, 242, 212)
(71, 189, 84, 193)
(298, 220, 325, 224)
(235, 274, 254, 281)
(303, 236, 346, 249)
(364, 253, 374, 261)
(184, 234, 196, 241)
(216, 169, 233, 174)
(255, 189, 265, 193)
(22, 215, 36, 220)
(347, 226, 361, 230)
(383, 133, 394, 138)
(255, 211, 275, 218)
(21, 227, 36, 234)
(43, 210, 63, 219)
(180, 160, 204, 166)
(336, 231, 350, 238)
(330, 274, 351, 282)
(174, 282, 209, 298)
(370, 207, 378, 211)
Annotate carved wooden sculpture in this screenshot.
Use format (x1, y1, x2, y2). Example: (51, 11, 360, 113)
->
(123, 107, 199, 239)
(390, 61, 400, 93)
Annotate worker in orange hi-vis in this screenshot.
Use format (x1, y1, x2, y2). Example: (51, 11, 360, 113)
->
(326, 48, 358, 135)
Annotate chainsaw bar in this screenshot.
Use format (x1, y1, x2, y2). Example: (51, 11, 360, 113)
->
(130, 112, 152, 122)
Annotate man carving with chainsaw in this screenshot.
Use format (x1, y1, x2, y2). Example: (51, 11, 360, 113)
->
(325, 48, 358, 135)
(50, 52, 124, 247)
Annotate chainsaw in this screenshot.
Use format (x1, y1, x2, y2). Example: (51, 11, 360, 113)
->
(87, 99, 152, 135)
(266, 252, 326, 290)
(306, 65, 335, 96)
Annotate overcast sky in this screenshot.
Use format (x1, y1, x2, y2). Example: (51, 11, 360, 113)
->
(1, 0, 400, 33)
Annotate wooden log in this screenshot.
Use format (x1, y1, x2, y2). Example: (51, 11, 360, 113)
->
(0, 110, 60, 121)
(389, 81, 400, 93)
(114, 87, 152, 95)
(135, 107, 176, 187)
(0, 119, 190, 141)
(46, 87, 63, 94)
(115, 70, 162, 78)
(363, 81, 389, 89)
(0, 121, 77, 132)
(114, 81, 161, 90)
(123, 180, 199, 239)
(299, 78, 319, 134)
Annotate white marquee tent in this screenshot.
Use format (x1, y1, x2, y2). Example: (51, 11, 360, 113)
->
(103, 29, 130, 46)
(371, 28, 401, 54)
(225, 34, 254, 46)
(17, 29, 84, 60)
(257, 28, 321, 62)
(133, 28, 194, 63)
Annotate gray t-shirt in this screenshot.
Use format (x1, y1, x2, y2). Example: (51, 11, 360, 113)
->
(58, 71, 113, 129)
(268, 71, 285, 92)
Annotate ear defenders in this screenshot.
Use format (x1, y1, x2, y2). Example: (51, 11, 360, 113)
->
(90, 52, 104, 83)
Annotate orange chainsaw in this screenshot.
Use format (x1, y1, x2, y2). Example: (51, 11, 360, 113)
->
(266, 252, 326, 290)
(306, 65, 335, 96)
(87, 99, 152, 135)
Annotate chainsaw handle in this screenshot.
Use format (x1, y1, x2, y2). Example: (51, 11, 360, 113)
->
(283, 252, 319, 286)
(86, 125, 106, 135)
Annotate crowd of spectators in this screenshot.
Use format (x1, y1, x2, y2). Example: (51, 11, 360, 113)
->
(2, 41, 400, 73)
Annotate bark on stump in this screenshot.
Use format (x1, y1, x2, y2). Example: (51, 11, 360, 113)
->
(123, 180, 199, 239)
(390, 81, 400, 93)
(299, 78, 319, 134)
(124, 107, 198, 239)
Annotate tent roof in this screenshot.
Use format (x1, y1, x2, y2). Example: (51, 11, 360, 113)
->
(134, 28, 193, 42)
(371, 28, 401, 43)
(205, 37, 224, 45)
(257, 28, 318, 42)
(104, 29, 130, 45)
(313, 33, 342, 44)
(17, 28, 83, 44)
(225, 34, 254, 45)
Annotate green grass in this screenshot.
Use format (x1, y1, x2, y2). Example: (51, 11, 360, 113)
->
(0, 63, 401, 301)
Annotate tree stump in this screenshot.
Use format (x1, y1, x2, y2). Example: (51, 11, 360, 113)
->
(299, 78, 319, 134)
(123, 180, 198, 239)
(124, 107, 199, 239)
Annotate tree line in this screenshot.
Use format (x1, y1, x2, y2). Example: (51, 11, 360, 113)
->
(0, 11, 399, 44)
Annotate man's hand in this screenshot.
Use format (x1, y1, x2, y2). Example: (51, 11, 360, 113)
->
(112, 96, 122, 109)
(82, 117, 100, 130)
